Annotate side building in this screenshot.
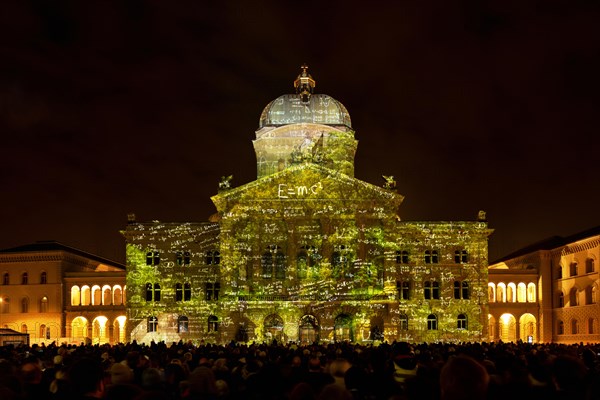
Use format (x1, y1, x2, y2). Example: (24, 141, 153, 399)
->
(488, 226, 600, 343)
(124, 67, 492, 344)
(0, 241, 127, 345)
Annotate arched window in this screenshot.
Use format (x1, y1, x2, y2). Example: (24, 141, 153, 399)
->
(177, 251, 191, 266)
(589, 318, 597, 334)
(208, 315, 219, 332)
(102, 286, 112, 305)
(175, 283, 183, 301)
(557, 320, 564, 335)
(184, 283, 191, 301)
(145, 283, 153, 302)
(21, 297, 28, 313)
(21, 324, 27, 333)
(488, 283, 495, 303)
(334, 314, 352, 341)
(81, 286, 91, 305)
(585, 285, 596, 305)
(40, 296, 48, 313)
(397, 280, 411, 300)
(275, 251, 286, 279)
(517, 283, 527, 302)
(507, 283, 516, 302)
(2, 273, 8, 285)
(558, 291, 564, 308)
(497, 283, 506, 302)
(22, 272, 28, 285)
(40, 272, 47, 284)
(178, 316, 189, 333)
(92, 285, 101, 305)
(569, 288, 578, 307)
(527, 283, 536, 302)
(399, 314, 409, 330)
(586, 258, 595, 273)
(153, 283, 161, 301)
(71, 286, 81, 306)
(299, 315, 319, 344)
(113, 286, 123, 305)
(570, 262, 578, 277)
(427, 314, 438, 330)
(261, 251, 273, 278)
(571, 319, 579, 334)
(148, 316, 158, 332)
(457, 314, 468, 330)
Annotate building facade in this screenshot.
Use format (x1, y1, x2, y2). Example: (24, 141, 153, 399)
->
(124, 67, 493, 344)
(488, 227, 600, 344)
(0, 241, 126, 345)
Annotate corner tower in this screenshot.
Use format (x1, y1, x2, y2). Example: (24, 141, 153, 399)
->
(253, 66, 357, 178)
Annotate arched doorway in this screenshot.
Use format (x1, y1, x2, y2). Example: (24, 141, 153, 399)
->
(499, 313, 516, 342)
(488, 314, 496, 341)
(520, 313, 537, 342)
(334, 314, 353, 342)
(298, 315, 319, 344)
(114, 316, 127, 343)
(92, 316, 109, 344)
(264, 314, 284, 343)
(71, 316, 88, 343)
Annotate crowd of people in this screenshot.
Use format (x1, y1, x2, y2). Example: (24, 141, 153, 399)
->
(0, 339, 599, 400)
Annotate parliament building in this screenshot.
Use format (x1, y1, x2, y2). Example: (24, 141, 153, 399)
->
(123, 67, 493, 344)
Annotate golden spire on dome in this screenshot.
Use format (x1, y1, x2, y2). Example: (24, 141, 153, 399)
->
(294, 64, 316, 103)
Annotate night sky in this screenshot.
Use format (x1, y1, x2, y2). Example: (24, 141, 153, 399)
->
(1, 1, 599, 264)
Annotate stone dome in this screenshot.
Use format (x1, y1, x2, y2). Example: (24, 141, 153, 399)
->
(259, 94, 352, 129)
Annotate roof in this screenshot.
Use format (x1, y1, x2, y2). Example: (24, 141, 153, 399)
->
(0, 241, 125, 269)
(492, 225, 600, 264)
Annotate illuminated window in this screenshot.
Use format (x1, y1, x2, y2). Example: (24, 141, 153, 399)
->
(22, 272, 28, 285)
(208, 315, 219, 332)
(457, 314, 467, 330)
(424, 250, 438, 264)
(2, 273, 8, 285)
(586, 258, 595, 273)
(146, 251, 160, 266)
(557, 320, 564, 335)
(206, 250, 220, 265)
(396, 280, 411, 300)
(206, 282, 220, 301)
(399, 314, 408, 330)
(178, 316, 189, 333)
(40, 272, 47, 284)
(527, 283, 536, 302)
(184, 283, 191, 301)
(334, 314, 352, 341)
(488, 284, 495, 302)
(21, 297, 28, 313)
(454, 250, 468, 263)
(40, 296, 48, 312)
(453, 281, 469, 299)
(175, 283, 183, 301)
(427, 314, 438, 330)
(148, 316, 158, 333)
(424, 281, 440, 300)
(395, 250, 409, 264)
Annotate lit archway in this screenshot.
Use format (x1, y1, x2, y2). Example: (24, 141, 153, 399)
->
(499, 313, 516, 342)
(264, 314, 284, 343)
(517, 283, 527, 303)
(527, 283, 536, 302)
(488, 314, 496, 341)
(91, 285, 101, 306)
(113, 285, 123, 305)
(488, 283, 495, 303)
(81, 286, 91, 305)
(72, 316, 88, 342)
(298, 315, 319, 344)
(71, 286, 81, 306)
(114, 316, 127, 343)
(519, 313, 536, 342)
(507, 283, 516, 302)
(102, 285, 112, 305)
(497, 283, 506, 303)
(92, 316, 109, 344)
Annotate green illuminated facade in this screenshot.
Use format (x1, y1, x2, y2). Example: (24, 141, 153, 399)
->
(123, 67, 492, 344)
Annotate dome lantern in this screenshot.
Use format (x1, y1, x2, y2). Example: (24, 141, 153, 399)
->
(294, 64, 316, 103)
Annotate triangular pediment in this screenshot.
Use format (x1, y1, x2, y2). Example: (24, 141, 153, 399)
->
(211, 163, 403, 216)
